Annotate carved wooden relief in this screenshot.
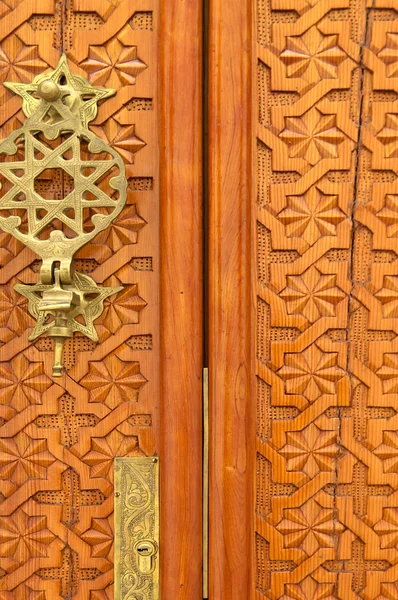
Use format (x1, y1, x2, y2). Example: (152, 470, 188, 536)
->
(255, 0, 398, 598)
(0, 1, 158, 597)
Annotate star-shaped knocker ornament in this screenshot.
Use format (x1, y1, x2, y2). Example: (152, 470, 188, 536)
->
(0, 55, 127, 376)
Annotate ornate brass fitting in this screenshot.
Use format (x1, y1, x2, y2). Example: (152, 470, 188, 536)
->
(0, 56, 127, 376)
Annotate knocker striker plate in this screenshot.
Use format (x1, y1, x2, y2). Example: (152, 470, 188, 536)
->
(0, 55, 127, 376)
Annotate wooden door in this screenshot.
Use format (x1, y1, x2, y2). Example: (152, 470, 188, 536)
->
(0, 1, 203, 599)
(209, 0, 398, 599)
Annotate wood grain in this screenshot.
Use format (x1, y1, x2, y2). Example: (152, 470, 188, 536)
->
(0, 1, 201, 598)
(208, 0, 254, 598)
(253, 0, 398, 598)
(159, 0, 203, 598)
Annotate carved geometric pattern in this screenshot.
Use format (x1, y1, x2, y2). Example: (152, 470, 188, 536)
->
(0, 510, 55, 567)
(81, 39, 147, 88)
(279, 423, 340, 479)
(280, 28, 346, 84)
(279, 266, 345, 323)
(280, 108, 346, 165)
(255, 0, 398, 596)
(276, 499, 344, 557)
(278, 187, 346, 247)
(278, 344, 344, 403)
(0, 1, 158, 597)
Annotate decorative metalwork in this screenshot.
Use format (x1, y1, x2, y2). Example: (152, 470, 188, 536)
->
(114, 457, 160, 600)
(0, 55, 127, 376)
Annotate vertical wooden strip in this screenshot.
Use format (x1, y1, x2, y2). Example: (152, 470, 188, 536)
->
(160, 1, 203, 598)
(208, 0, 254, 598)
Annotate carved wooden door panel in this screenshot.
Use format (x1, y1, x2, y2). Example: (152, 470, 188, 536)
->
(209, 1, 398, 600)
(0, 1, 202, 599)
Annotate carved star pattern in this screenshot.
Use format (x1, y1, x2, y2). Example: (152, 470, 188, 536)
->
(279, 423, 340, 479)
(91, 118, 146, 164)
(280, 27, 346, 83)
(0, 509, 55, 564)
(86, 200, 146, 258)
(377, 114, 398, 158)
(280, 107, 346, 165)
(379, 33, 398, 78)
(376, 276, 398, 317)
(376, 354, 398, 393)
(81, 516, 113, 559)
(277, 498, 344, 556)
(90, 586, 113, 600)
(281, 576, 338, 600)
(378, 582, 398, 600)
(82, 429, 142, 481)
(278, 187, 345, 246)
(374, 507, 398, 548)
(374, 430, 398, 473)
(0, 279, 34, 337)
(278, 344, 344, 402)
(0, 432, 55, 487)
(0, 355, 52, 411)
(377, 194, 398, 237)
(0, 585, 46, 600)
(280, 265, 345, 322)
(0, 37, 47, 84)
(96, 283, 147, 335)
(80, 355, 147, 408)
(81, 39, 147, 88)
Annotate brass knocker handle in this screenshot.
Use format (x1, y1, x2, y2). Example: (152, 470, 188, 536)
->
(0, 56, 127, 376)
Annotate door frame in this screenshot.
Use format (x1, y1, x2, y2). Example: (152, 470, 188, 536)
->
(208, 0, 255, 598)
(160, 2, 204, 598)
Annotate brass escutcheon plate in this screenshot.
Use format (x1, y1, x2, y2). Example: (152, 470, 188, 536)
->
(114, 457, 160, 599)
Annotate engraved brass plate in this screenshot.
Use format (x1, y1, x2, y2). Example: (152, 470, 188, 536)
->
(114, 457, 160, 600)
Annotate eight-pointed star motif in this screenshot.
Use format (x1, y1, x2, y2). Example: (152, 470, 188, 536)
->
(378, 33, 398, 78)
(281, 576, 338, 600)
(376, 276, 398, 318)
(0, 509, 55, 564)
(278, 344, 344, 403)
(376, 353, 398, 393)
(280, 107, 346, 165)
(374, 507, 398, 548)
(91, 118, 146, 164)
(82, 516, 113, 559)
(374, 430, 398, 473)
(277, 498, 344, 556)
(87, 198, 146, 258)
(279, 423, 340, 479)
(280, 27, 346, 83)
(80, 355, 147, 408)
(377, 194, 398, 237)
(82, 39, 147, 88)
(0, 280, 34, 337)
(0, 355, 52, 411)
(83, 429, 142, 481)
(280, 265, 345, 322)
(278, 187, 345, 246)
(377, 114, 398, 158)
(0, 37, 47, 84)
(0, 432, 55, 487)
(96, 283, 147, 335)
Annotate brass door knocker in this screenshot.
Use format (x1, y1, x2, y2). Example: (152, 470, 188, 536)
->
(0, 56, 127, 376)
